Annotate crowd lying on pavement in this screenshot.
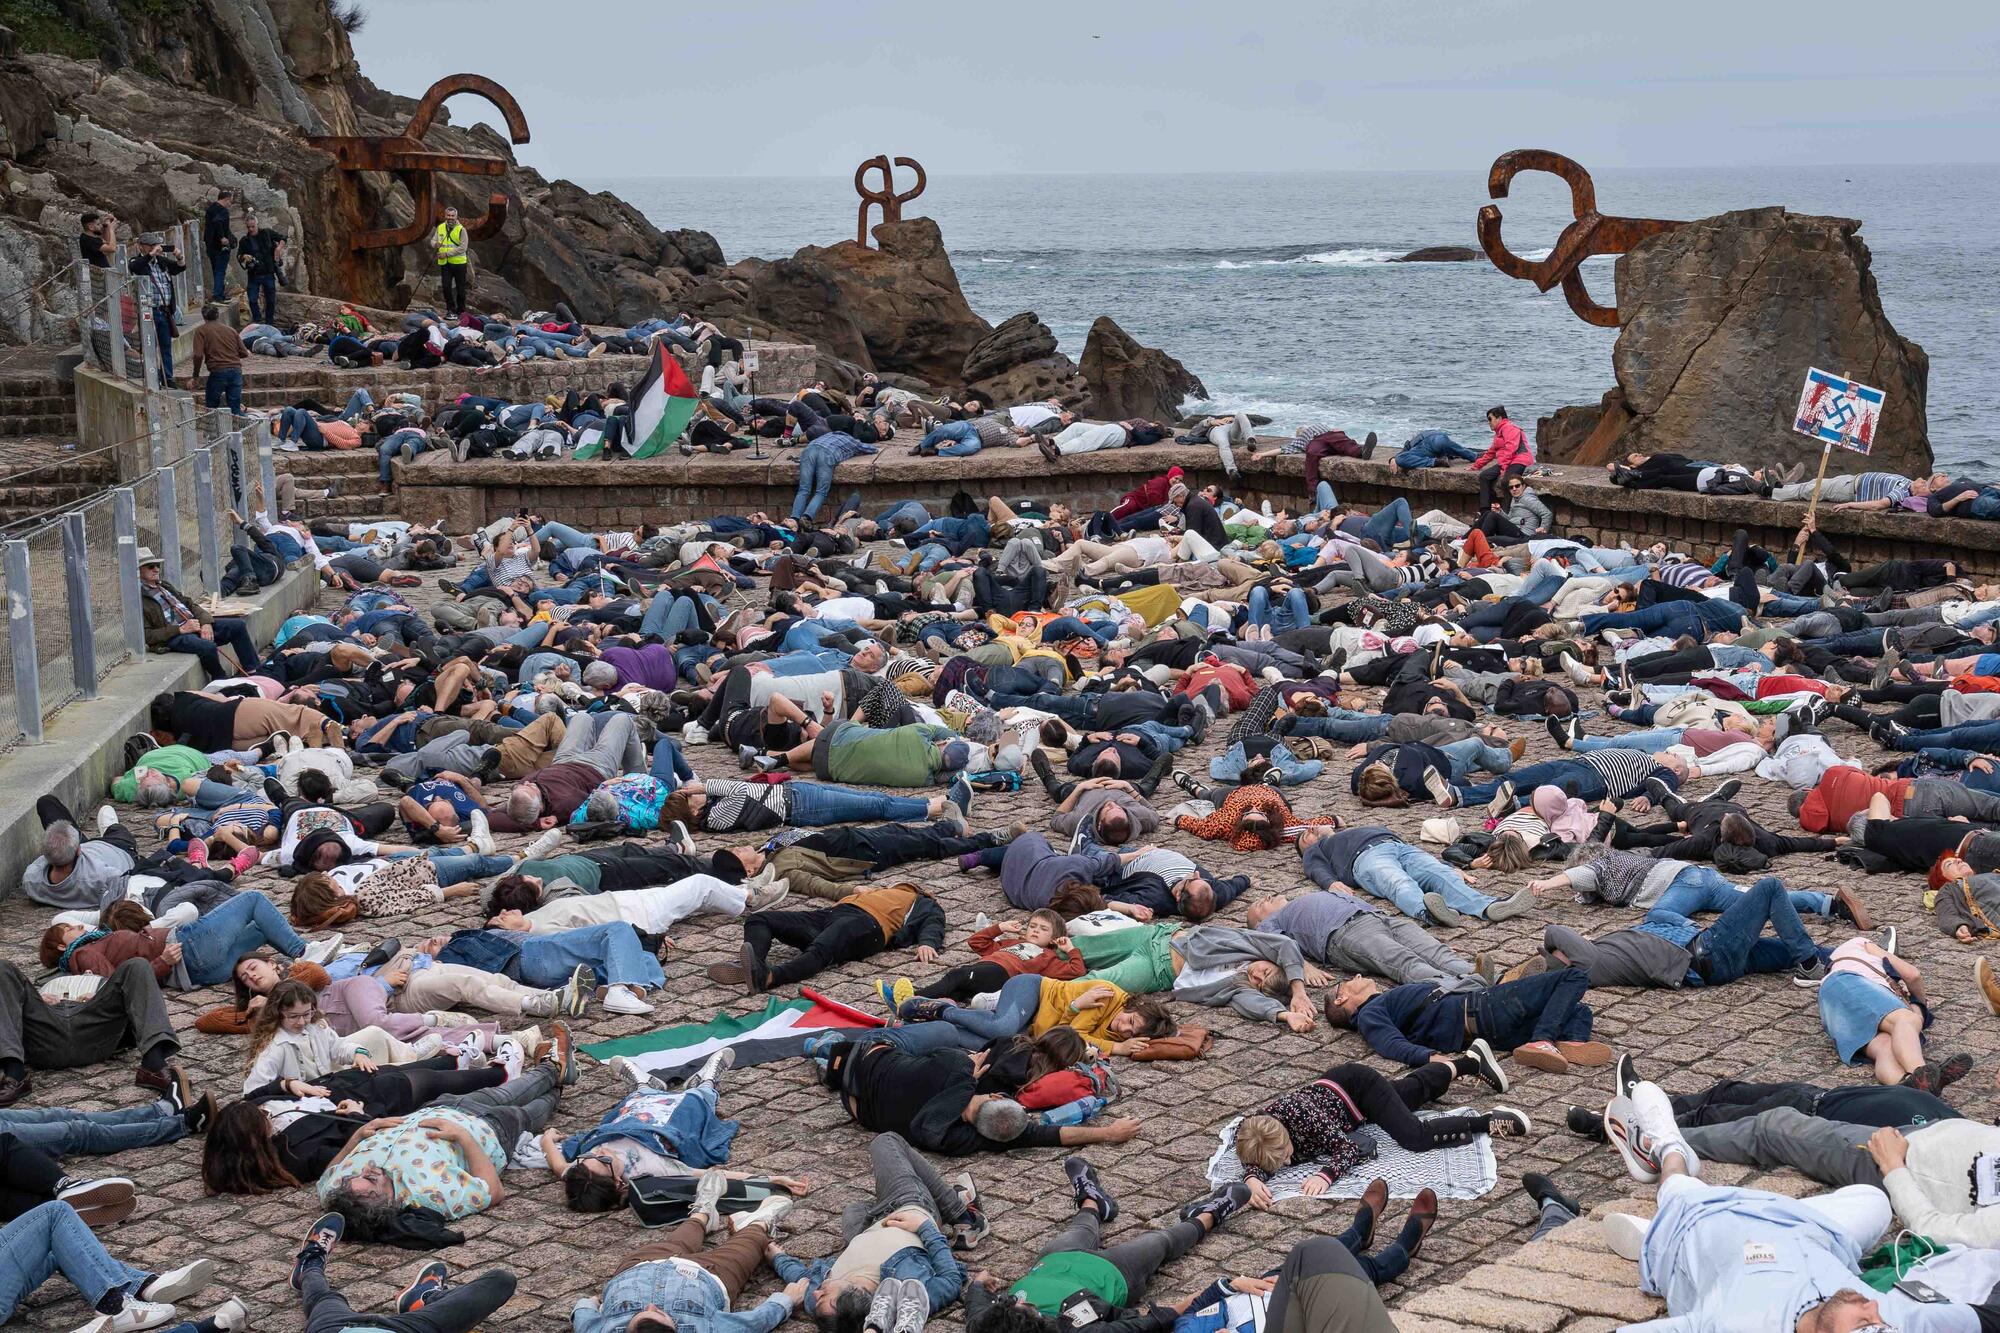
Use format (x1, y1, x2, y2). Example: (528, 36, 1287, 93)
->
(11, 389, 2000, 1333)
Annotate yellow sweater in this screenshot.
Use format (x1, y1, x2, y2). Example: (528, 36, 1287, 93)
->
(1031, 978, 1131, 1053)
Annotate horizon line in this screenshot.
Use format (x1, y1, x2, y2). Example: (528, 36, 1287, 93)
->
(570, 160, 2000, 182)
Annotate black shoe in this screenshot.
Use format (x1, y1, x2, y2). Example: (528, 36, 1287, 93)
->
(1137, 747, 1173, 795)
(1064, 1156, 1118, 1224)
(263, 776, 290, 807)
(1361, 431, 1378, 460)
(1938, 1052, 1975, 1091)
(1521, 1172, 1581, 1220)
(0, 1073, 30, 1107)
(1182, 1181, 1251, 1227)
(474, 747, 503, 783)
(1642, 775, 1675, 808)
(1545, 715, 1573, 750)
(185, 1091, 217, 1135)
(1614, 1051, 1641, 1097)
(1463, 1037, 1508, 1094)
(381, 768, 412, 791)
(1323, 647, 1347, 678)
(1564, 1106, 1607, 1141)
(1029, 749, 1063, 799)
(1185, 707, 1209, 745)
(1698, 777, 1742, 805)
(360, 936, 402, 971)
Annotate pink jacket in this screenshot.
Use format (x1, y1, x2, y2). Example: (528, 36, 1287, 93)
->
(1470, 418, 1532, 471)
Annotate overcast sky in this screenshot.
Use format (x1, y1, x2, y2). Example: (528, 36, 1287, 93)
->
(350, 1, 2000, 179)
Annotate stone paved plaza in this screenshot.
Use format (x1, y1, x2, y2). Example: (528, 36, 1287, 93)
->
(5, 542, 1996, 1333)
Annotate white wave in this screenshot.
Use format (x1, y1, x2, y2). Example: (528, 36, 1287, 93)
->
(977, 256, 1015, 264)
(1214, 247, 1420, 269)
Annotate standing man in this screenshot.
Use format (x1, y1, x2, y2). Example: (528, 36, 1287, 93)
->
(202, 188, 234, 299)
(77, 212, 114, 269)
(187, 305, 248, 416)
(431, 205, 469, 316)
(127, 233, 184, 387)
(237, 215, 286, 326)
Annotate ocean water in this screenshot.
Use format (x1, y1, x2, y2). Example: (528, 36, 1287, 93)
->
(592, 167, 2000, 472)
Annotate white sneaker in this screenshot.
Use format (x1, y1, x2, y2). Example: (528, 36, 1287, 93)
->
(301, 934, 344, 967)
(451, 1036, 487, 1070)
(494, 1038, 526, 1082)
(468, 811, 496, 856)
(405, 1033, 446, 1061)
(1602, 1212, 1648, 1262)
(968, 989, 1001, 1012)
(138, 1259, 215, 1304)
(690, 1166, 728, 1232)
(523, 828, 564, 861)
(728, 1193, 794, 1237)
(686, 1046, 735, 1090)
(96, 805, 119, 835)
(72, 1299, 178, 1333)
(669, 819, 697, 855)
(602, 986, 654, 1016)
(208, 1299, 248, 1333)
(681, 722, 709, 745)
(746, 878, 790, 912)
(1629, 1081, 1699, 1178)
(607, 1055, 651, 1089)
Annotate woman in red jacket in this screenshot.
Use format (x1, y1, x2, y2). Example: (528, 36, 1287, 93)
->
(1468, 407, 1533, 514)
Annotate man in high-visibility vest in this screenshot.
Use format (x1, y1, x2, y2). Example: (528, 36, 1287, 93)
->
(430, 205, 469, 315)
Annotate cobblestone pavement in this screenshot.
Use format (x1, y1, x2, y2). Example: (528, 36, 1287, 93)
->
(6, 544, 1997, 1333)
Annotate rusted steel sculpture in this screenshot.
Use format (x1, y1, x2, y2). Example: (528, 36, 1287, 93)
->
(1476, 149, 1684, 328)
(309, 74, 530, 282)
(854, 155, 926, 245)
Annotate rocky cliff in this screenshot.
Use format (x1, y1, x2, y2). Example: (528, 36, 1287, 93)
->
(1534, 207, 1931, 476)
(0, 0, 1205, 419)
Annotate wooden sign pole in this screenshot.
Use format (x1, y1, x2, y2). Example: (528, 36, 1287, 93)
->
(1793, 439, 1835, 562)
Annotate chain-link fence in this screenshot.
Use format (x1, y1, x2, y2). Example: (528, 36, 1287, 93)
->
(84, 493, 128, 684)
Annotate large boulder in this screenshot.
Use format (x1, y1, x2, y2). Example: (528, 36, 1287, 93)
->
(961, 311, 1088, 408)
(1536, 207, 1930, 476)
(1080, 315, 1207, 421)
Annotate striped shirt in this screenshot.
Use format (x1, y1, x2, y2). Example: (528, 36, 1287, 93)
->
(486, 548, 536, 585)
(1655, 560, 1715, 589)
(1578, 748, 1666, 798)
(699, 779, 788, 832)
(1854, 472, 1914, 503)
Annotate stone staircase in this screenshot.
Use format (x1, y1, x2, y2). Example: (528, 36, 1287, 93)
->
(0, 369, 114, 527)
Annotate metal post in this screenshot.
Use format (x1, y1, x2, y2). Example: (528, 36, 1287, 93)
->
(61, 511, 98, 700)
(181, 410, 198, 461)
(6, 540, 42, 744)
(192, 448, 220, 593)
(106, 274, 126, 380)
(74, 264, 93, 365)
(157, 460, 183, 588)
(149, 419, 167, 471)
(135, 276, 158, 386)
(114, 487, 145, 659)
(227, 430, 247, 511)
(258, 427, 278, 519)
(182, 221, 200, 311)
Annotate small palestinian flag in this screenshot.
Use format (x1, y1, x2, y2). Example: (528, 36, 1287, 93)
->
(576, 340, 698, 460)
(579, 990, 882, 1082)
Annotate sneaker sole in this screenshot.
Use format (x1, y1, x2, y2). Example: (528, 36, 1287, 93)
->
(141, 1257, 214, 1304)
(62, 1180, 136, 1230)
(1602, 1212, 1648, 1262)
(1512, 1045, 1570, 1074)
(1603, 1099, 1661, 1183)
(1467, 1038, 1509, 1094)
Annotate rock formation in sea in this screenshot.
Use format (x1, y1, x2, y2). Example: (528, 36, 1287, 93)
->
(1391, 246, 1480, 262)
(0, 0, 1204, 418)
(1535, 207, 1931, 476)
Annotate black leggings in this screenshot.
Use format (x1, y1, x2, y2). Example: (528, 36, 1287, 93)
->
(1476, 463, 1525, 511)
(300, 1254, 514, 1333)
(916, 961, 1010, 1001)
(1331, 1061, 1492, 1148)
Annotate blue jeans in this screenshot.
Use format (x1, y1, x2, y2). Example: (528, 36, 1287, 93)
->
(1456, 759, 1604, 805)
(1393, 431, 1478, 470)
(650, 735, 693, 791)
(872, 501, 929, 532)
(919, 422, 982, 457)
(516, 923, 663, 991)
(0, 1200, 151, 1323)
(164, 617, 261, 679)
(377, 430, 425, 482)
(1249, 585, 1310, 632)
(247, 273, 276, 324)
(908, 542, 952, 573)
(1041, 616, 1117, 645)
(791, 442, 839, 520)
(1517, 559, 1570, 606)
(1277, 710, 1393, 742)
(275, 407, 324, 447)
(1891, 720, 2000, 753)
(151, 306, 175, 385)
(1314, 481, 1338, 511)
(0, 1102, 187, 1157)
(1129, 720, 1194, 753)
(1471, 967, 1591, 1048)
(207, 250, 229, 296)
(535, 522, 596, 551)
(1352, 841, 1495, 921)
(786, 782, 929, 825)
(338, 388, 373, 421)
(1664, 877, 1818, 984)
(427, 851, 514, 887)
(1438, 736, 1512, 779)
(1653, 865, 1828, 922)
(641, 589, 714, 640)
(1573, 727, 1684, 753)
(1362, 498, 1424, 550)
(176, 890, 306, 985)
(204, 366, 243, 414)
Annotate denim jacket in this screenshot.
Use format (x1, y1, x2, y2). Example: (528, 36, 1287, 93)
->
(574, 1260, 794, 1333)
(560, 1085, 737, 1169)
(772, 1219, 966, 1313)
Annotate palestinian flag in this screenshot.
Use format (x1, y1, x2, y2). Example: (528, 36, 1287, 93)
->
(575, 341, 699, 460)
(580, 990, 883, 1082)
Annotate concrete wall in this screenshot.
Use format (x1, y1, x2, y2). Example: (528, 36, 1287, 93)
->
(74, 364, 164, 480)
(392, 440, 2000, 576)
(0, 561, 319, 894)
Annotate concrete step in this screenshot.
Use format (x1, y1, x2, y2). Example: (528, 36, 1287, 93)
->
(0, 395, 77, 418)
(298, 492, 391, 522)
(0, 374, 64, 398)
(273, 449, 381, 478)
(0, 414, 78, 437)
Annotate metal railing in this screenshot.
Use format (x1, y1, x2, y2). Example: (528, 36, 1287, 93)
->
(0, 409, 280, 751)
(72, 217, 211, 384)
